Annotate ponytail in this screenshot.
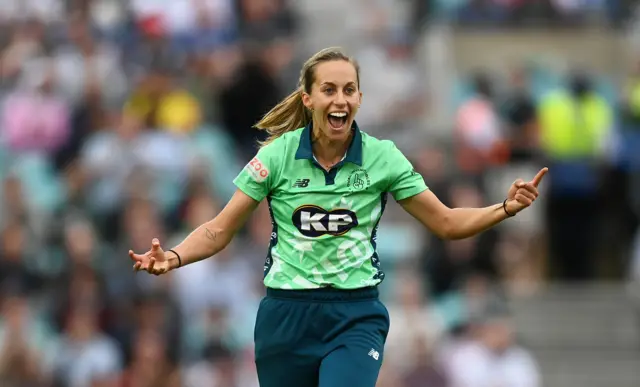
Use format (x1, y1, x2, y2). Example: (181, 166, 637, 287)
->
(254, 47, 360, 148)
(255, 88, 311, 147)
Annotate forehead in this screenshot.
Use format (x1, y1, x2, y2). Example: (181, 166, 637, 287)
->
(313, 60, 357, 85)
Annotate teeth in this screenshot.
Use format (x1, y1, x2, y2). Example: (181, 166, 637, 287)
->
(329, 112, 347, 118)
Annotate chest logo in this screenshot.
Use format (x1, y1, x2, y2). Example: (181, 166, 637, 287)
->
(292, 205, 358, 237)
(347, 168, 371, 193)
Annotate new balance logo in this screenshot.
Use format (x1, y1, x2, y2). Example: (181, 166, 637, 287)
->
(292, 178, 310, 188)
(368, 348, 380, 360)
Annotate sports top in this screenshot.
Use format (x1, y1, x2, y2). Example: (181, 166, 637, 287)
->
(233, 122, 428, 290)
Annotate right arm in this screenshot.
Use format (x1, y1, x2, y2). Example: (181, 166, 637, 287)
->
(132, 142, 280, 274)
(165, 189, 260, 270)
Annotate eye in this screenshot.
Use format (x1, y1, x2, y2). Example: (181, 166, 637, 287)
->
(323, 88, 334, 95)
(345, 87, 355, 95)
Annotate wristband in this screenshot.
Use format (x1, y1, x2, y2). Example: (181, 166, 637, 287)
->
(503, 199, 516, 217)
(168, 249, 182, 268)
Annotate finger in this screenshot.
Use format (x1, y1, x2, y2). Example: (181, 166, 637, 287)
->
(522, 183, 539, 198)
(516, 190, 535, 202)
(148, 257, 156, 273)
(517, 187, 537, 201)
(151, 238, 161, 252)
(530, 167, 549, 187)
(515, 193, 533, 206)
(513, 178, 525, 188)
(129, 250, 143, 262)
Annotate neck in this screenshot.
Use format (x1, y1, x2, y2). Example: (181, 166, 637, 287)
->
(311, 125, 352, 168)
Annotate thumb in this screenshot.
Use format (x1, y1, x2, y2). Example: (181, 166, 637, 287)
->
(513, 178, 525, 188)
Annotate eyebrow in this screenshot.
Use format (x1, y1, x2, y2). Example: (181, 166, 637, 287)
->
(320, 81, 357, 87)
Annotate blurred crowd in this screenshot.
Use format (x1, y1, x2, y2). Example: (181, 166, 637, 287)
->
(0, 1, 639, 386)
(421, 0, 633, 26)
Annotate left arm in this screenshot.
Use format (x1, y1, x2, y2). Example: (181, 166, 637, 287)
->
(400, 167, 548, 240)
(384, 140, 547, 240)
(399, 190, 510, 240)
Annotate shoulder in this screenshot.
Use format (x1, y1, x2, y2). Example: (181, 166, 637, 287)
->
(249, 128, 305, 179)
(360, 130, 398, 152)
(259, 127, 305, 156)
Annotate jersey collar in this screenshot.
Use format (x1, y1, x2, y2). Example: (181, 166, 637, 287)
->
(294, 121, 363, 166)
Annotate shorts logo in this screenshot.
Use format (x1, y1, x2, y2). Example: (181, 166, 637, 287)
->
(292, 205, 358, 237)
(347, 168, 371, 193)
(246, 156, 269, 183)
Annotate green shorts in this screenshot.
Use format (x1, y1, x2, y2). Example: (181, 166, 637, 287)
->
(254, 286, 390, 387)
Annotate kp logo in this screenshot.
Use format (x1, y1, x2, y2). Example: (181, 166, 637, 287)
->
(347, 168, 371, 193)
(292, 205, 358, 237)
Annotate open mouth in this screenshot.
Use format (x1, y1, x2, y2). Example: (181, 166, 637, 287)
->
(328, 112, 349, 130)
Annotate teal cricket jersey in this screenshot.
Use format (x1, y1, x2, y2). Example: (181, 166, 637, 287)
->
(233, 122, 428, 290)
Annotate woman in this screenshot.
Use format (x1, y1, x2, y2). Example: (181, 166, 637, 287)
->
(129, 47, 547, 387)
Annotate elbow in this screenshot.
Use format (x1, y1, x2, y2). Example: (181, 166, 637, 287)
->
(436, 209, 466, 240)
(435, 209, 456, 240)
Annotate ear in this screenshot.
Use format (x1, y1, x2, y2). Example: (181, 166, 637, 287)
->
(302, 91, 313, 110)
(358, 91, 363, 106)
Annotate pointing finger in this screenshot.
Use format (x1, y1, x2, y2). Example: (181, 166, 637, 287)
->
(151, 238, 160, 251)
(530, 167, 549, 188)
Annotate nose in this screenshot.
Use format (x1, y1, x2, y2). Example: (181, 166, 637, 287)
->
(334, 90, 347, 106)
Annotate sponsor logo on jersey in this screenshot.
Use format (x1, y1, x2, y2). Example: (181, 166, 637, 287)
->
(292, 205, 358, 237)
(292, 178, 310, 188)
(246, 156, 269, 183)
(347, 168, 371, 192)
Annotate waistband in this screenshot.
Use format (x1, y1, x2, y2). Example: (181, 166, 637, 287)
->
(266, 286, 379, 302)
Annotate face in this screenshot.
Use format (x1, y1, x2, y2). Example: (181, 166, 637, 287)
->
(479, 318, 514, 352)
(302, 60, 362, 142)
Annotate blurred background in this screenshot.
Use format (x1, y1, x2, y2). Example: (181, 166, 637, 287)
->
(1, 0, 640, 386)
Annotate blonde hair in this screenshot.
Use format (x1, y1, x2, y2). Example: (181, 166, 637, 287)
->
(255, 47, 360, 146)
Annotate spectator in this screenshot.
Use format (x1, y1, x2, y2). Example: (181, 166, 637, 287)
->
(52, 12, 127, 110)
(184, 341, 256, 387)
(218, 49, 281, 159)
(2, 59, 71, 155)
(385, 270, 446, 375)
(50, 305, 122, 387)
(454, 72, 509, 180)
(119, 328, 180, 387)
(0, 220, 42, 295)
(0, 288, 56, 386)
(539, 70, 613, 280)
(442, 303, 541, 387)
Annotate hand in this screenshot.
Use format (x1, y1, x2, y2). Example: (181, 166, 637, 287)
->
(505, 167, 548, 215)
(129, 238, 171, 276)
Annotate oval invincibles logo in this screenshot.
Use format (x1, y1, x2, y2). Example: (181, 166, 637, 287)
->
(292, 205, 358, 237)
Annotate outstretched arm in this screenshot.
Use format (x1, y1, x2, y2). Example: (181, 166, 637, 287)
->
(166, 189, 260, 269)
(400, 168, 547, 240)
(130, 189, 260, 274)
